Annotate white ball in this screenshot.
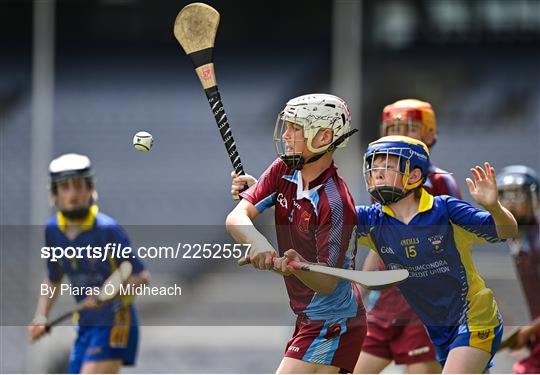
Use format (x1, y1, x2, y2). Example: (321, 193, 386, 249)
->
(133, 131, 154, 152)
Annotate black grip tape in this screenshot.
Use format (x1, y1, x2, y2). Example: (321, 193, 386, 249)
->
(205, 90, 245, 177)
(187, 48, 214, 68)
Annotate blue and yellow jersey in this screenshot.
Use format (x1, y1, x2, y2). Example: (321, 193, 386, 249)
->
(356, 189, 502, 346)
(45, 205, 145, 327)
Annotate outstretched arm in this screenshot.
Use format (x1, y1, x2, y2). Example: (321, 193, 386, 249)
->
(226, 199, 278, 270)
(466, 162, 518, 239)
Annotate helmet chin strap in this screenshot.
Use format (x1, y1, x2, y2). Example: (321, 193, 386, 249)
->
(280, 154, 305, 170)
(280, 129, 358, 170)
(369, 168, 424, 204)
(304, 129, 359, 166)
(60, 206, 91, 220)
(369, 185, 414, 204)
(59, 198, 94, 220)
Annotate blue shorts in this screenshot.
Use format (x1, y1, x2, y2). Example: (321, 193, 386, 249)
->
(434, 323, 503, 371)
(68, 320, 138, 373)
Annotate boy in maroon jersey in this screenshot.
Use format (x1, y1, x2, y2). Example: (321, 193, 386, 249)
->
(355, 99, 460, 373)
(227, 94, 366, 373)
(497, 165, 540, 374)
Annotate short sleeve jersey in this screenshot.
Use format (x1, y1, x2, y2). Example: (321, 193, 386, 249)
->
(241, 159, 363, 320)
(45, 205, 145, 326)
(357, 189, 502, 345)
(369, 163, 463, 323)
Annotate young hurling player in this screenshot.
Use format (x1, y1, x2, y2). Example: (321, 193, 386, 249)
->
(28, 154, 150, 374)
(227, 94, 366, 374)
(356, 99, 460, 374)
(496, 165, 540, 374)
(356, 136, 517, 373)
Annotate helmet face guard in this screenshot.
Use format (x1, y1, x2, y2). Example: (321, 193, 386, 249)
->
(363, 136, 430, 204)
(497, 165, 539, 222)
(382, 99, 436, 147)
(49, 154, 96, 218)
(52, 176, 96, 220)
(274, 116, 306, 170)
(274, 94, 356, 170)
(364, 149, 417, 204)
(50, 172, 94, 194)
(382, 119, 423, 139)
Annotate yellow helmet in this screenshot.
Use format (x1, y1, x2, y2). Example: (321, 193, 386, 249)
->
(382, 99, 437, 147)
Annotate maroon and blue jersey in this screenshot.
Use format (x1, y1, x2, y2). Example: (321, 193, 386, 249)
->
(509, 220, 540, 373)
(424, 164, 462, 199)
(241, 158, 363, 320)
(509, 219, 540, 319)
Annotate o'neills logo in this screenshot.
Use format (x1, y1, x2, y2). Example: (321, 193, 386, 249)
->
(408, 346, 430, 357)
(387, 263, 404, 270)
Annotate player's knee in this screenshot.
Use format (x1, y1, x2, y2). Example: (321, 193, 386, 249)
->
(277, 357, 339, 374)
(407, 360, 441, 374)
(80, 359, 122, 374)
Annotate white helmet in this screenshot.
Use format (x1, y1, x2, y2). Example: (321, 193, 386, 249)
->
(274, 93, 356, 169)
(49, 153, 96, 219)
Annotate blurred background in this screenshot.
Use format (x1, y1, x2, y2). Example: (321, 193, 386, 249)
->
(1, 0, 539, 372)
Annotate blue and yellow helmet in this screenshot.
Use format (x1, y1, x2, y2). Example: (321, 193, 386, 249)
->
(363, 136, 430, 204)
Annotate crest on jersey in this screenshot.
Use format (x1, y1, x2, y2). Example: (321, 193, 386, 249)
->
(298, 211, 311, 233)
(428, 235, 445, 254)
(477, 329, 491, 340)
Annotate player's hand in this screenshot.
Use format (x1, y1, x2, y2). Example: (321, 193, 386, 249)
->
(273, 249, 306, 276)
(248, 246, 277, 271)
(466, 162, 499, 211)
(80, 296, 102, 310)
(512, 327, 536, 350)
(231, 171, 257, 196)
(28, 317, 48, 342)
